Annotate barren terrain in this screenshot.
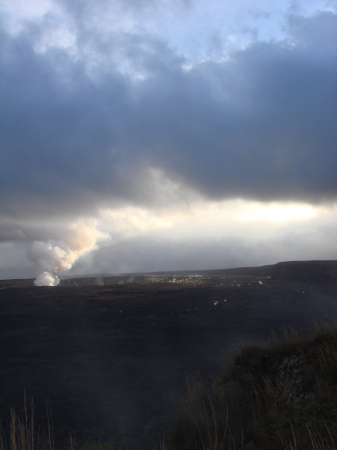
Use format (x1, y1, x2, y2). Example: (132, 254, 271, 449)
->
(1, 265, 337, 449)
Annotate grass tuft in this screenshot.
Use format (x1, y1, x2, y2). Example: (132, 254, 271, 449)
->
(165, 323, 337, 450)
(0, 399, 123, 450)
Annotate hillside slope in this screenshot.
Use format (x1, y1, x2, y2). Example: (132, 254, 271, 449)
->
(168, 324, 337, 450)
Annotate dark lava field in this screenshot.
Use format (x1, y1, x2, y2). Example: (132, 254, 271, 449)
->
(1, 261, 337, 449)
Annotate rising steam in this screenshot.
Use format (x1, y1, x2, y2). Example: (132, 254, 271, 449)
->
(35, 271, 60, 286)
(27, 220, 108, 286)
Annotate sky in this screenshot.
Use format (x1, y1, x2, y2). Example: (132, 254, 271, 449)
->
(1, 0, 337, 284)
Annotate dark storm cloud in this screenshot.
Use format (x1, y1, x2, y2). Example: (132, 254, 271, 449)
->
(1, 11, 337, 224)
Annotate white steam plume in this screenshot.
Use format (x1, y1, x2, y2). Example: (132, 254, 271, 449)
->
(35, 271, 60, 286)
(27, 219, 109, 286)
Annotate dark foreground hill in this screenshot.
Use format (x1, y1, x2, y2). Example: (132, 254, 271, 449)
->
(0, 261, 337, 449)
(168, 324, 337, 450)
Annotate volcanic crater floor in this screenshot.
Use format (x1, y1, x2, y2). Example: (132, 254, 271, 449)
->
(1, 276, 337, 449)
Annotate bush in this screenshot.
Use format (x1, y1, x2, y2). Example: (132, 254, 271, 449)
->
(166, 323, 337, 450)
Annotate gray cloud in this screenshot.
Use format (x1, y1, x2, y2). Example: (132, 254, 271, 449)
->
(66, 219, 337, 276)
(2, 211, 336, 280)
(1, 10, 337, 227)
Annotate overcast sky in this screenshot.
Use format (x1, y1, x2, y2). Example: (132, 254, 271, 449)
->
(1, 0, 337, 281)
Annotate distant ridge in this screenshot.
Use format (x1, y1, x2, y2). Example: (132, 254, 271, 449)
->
(1, 260, 336, 287)
(271, 260, 337, 283)
(60, 260, 337, 285)
(58, 264, 275, 286)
